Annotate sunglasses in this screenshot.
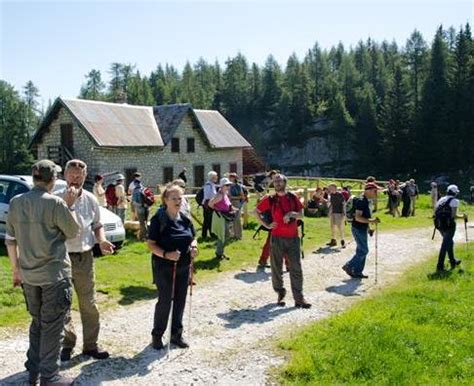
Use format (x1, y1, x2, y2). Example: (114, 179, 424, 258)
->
(67, 161, 86, 169)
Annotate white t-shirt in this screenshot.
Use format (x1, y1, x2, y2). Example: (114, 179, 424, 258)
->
(436, 196, 459, 209)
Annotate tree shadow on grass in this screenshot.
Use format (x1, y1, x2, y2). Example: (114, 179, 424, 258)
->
(217, 303, 294, 329)
(118, 286, 157, 305)
(326, 278, 363, 297)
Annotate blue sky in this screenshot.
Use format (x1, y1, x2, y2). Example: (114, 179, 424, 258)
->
(1, 0, 472, 107)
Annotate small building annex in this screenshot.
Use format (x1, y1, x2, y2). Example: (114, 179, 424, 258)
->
(30, 97, 255, 187)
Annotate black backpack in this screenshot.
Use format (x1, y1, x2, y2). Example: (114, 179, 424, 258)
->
(195, 187, 205, 207)
(434, 197, 455, 231)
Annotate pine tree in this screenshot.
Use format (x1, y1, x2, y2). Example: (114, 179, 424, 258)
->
(108, 62, 124, 102)
(330, 92, 354, 167)
(79, 69, 105, 100)
(22, 81, 41, 134)
(405, 30, 428, 113)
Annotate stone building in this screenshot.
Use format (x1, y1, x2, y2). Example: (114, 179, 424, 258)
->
(30, 98, 254, 188)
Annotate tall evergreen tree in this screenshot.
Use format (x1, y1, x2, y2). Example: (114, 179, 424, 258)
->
(329, 92, 354, 167)
(405, 30, 428, 113)
(79, 69, 105, 100)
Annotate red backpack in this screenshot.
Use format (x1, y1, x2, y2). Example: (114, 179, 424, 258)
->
(143, 187, 155, 207)
(105, 184, 118, 206)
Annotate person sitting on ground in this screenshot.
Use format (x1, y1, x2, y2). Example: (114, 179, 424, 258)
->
(147, 183, 198, 350)
(434, 184, 467, 272)
(255, 174, 311, 309)
(209, 178, 238, 260)
(93, 175, 106, 207)
(305, 188, 328, 217)
(326, 184, 346, 248)
(342, 182, 381, 279)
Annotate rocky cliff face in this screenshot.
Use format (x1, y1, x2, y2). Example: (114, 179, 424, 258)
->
(263, 118, 355, 176)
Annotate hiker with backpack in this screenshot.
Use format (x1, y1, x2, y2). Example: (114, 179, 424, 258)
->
(147, 183, 198, 350)
(342, 182, 381, 279)
(255, 174, 311, 309)
(132, 180, 155, 241)
(201, 171, 218, 240)
(115, 175, 128, 224)
(209, 177, 239, 260)
(105, 181, 118, 214)
(434, 184, 467, 272)
(228, 172, 248, 240)
(326, 184, 346, 248)
(408, 179, 419, 216)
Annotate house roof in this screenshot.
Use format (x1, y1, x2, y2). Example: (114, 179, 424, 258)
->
(33, 98, 251, 149)
(32, 98, 164, 147)
(154, 104, 251, 149)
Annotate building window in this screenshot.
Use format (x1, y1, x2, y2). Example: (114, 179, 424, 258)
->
(171, 138, 180, 153)
(187, 138, 195, 153)
(163, 167, 174, 183)
(212, 163, 221, 179)
(229, 163, 237, 173)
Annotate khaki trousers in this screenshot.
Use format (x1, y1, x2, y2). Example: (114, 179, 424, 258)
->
(63, 250, 100, 351)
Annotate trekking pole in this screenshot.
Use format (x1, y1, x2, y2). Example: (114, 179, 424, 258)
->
(465, 217, 469, 256)
(187, 253, 195, 341)
(375, 222, 379, 284)
(167, 261, 178, 358)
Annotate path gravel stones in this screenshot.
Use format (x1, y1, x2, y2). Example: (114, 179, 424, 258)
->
(0, 224, 468, 385)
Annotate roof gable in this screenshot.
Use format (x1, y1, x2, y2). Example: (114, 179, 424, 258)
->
(153, 104, 192, 145)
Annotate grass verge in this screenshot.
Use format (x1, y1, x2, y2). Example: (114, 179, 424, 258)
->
(277, 243, 474, 385)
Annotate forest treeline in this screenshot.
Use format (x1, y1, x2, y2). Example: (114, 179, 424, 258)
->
(1, 24, 472, 177)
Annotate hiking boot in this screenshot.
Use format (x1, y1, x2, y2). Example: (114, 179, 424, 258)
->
(295, 299, 312, 309)
(342, 265, 354, 277)
(341, 240, 346, 248)
(60, 348, 73, 362)
(326, 239, 337, 247)
(450, 259, 462, 270)
(82, 347, 110, 360)
(354, 273, 369, 279)
(256, 264, 266, 272)
(152, 335, 164, 350)
(171, 335, 189, 349)
(277, 289, 286, 306)
(40, 375, 75, 386)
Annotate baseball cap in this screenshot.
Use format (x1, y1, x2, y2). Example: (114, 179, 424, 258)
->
(32, 160, 61, 182)
(219, 177, 232, 187)
(447, 184, 460, 194)
(365, 182, 382, 190)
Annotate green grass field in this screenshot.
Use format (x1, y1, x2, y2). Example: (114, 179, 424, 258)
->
(0, 194, 472, 328)
(277, 243, 474, 385)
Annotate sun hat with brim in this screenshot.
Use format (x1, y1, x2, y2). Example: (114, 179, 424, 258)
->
(447, 184, 460, 194)
(219, 177, 232, 187)
(116, 174, 125, 181)
(365, 182, 382, 190)
(32, 160, 62, 182)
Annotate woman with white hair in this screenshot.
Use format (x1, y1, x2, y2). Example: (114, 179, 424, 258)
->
(201, 171, 218, 239)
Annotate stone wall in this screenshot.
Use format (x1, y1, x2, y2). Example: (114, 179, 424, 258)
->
(37, 107, 243, 188)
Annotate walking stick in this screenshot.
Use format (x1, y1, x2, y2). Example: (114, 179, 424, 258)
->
(375, 222, 379, 284)
(167, 261, 178, 358)
(464, 217, 469, 256)
(187, 253, 195, 341)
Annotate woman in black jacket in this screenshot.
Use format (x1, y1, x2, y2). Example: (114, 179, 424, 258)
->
(147, 183, 198, 350)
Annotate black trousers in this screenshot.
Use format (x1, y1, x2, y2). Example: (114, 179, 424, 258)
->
(152, 261, 190, 339)
(202, 206, 214, 238)
(437, 226, 457, 270)
(401, 198, 410, 217)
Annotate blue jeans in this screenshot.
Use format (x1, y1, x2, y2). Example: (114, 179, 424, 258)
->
(346, 226, 369, 275)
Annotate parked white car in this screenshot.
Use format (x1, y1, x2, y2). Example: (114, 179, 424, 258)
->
(0, 175, 126, 251)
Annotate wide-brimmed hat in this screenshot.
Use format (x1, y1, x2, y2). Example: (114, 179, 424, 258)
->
(219, 177, 232, 187)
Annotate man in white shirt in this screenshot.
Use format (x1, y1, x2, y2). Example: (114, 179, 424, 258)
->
(56, 159, 115, 362)
(202, 171, 218, 239)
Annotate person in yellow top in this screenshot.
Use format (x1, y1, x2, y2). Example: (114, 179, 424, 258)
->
(115, 174, 128, 224)
(93, 175, 106, 207)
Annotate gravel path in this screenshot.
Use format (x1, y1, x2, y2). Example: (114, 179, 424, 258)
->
(0, 224, 469, 385)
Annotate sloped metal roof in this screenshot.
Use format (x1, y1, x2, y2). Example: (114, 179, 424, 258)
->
(153, 104, 192, 145)
(62, 98, 164, 147)
(193, 109, 252, 148)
